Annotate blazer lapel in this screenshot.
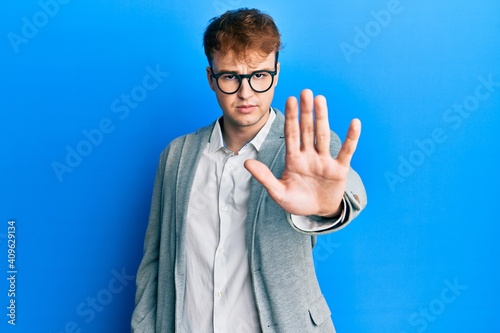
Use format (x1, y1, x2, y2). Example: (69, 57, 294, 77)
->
(173, 123, 214, 325)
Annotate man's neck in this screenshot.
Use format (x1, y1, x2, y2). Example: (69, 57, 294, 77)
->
(221, 124, 256, 153)
(220, 111, 270, 153)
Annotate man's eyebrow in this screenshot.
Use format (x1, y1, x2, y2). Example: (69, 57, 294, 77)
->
(214, 68, 237, 73)
(215, 66, 275, 73)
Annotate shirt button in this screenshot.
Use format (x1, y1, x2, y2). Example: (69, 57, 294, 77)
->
(221, 205, 227, 211)
(216, 291, 223, 298)
(218, 248, 225, 254)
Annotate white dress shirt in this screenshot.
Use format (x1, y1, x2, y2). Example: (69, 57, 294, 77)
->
(182, 110, 345, 333)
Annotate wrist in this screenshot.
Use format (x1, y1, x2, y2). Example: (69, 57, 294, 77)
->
(319, 194, 350, 219)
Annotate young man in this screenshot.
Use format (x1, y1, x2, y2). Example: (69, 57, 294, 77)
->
(132, 8, 366, 333)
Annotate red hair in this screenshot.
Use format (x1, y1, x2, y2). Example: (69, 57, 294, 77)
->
(203, 8, 282, 65)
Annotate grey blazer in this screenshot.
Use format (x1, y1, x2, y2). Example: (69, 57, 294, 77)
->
(131, 109, 367, 333)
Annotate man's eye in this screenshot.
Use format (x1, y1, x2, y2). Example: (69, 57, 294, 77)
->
(253, 72, 269, 79)
(221, 74, 237, 80)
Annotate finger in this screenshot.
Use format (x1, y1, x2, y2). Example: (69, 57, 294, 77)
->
(336, 118, 361, 166)
(244, 159, 285, 202)
(299, 89, 315, 150)
(313, 95, 331, 155)
(285, 96, 300, 154)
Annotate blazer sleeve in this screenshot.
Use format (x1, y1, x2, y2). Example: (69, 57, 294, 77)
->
(131, 153, 166, 332)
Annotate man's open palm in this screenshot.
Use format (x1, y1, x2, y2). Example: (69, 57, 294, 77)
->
(244, 89, 361, 217)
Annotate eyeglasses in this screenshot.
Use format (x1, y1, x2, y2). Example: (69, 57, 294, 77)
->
(210, 61, 278, 95)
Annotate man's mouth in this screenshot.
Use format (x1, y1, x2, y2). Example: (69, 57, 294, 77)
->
(236, 105, 256, 113)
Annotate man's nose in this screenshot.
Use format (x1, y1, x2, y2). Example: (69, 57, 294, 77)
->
(237, 77, 254, 98)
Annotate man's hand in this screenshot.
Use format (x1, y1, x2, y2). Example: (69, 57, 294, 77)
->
(244, 89, 361, 217)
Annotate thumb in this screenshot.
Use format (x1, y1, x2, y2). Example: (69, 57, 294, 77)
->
(244, 159, 284, 200)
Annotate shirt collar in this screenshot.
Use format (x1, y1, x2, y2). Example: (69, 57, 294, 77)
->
(208, 108, 276, 154)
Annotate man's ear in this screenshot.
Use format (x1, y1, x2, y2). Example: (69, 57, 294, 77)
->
(274, 62, 280, 87)
(206, 66, 215, 91)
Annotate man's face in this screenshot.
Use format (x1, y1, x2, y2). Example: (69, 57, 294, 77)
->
(206, 50, 280, 135)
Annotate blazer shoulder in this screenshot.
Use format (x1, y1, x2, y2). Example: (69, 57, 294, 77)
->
(159, 122, 215, 156)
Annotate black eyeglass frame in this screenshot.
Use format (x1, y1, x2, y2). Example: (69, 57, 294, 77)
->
(209, 55, 279, 95)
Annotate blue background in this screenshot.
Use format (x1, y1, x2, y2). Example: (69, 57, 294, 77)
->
(1, 0, 499, 332)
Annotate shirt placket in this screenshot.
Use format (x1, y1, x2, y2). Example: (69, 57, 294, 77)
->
(213, 150, 235, 332)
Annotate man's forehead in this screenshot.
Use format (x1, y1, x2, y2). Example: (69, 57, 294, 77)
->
(212, 50, 275, 70)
